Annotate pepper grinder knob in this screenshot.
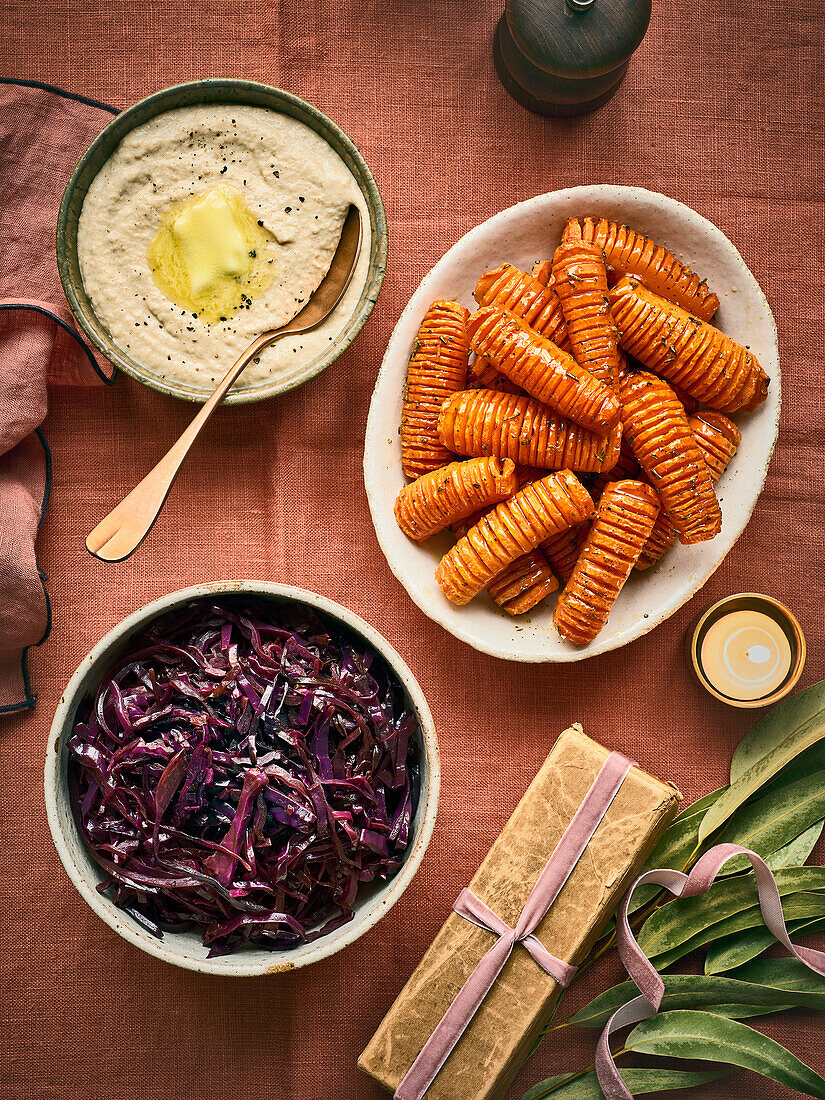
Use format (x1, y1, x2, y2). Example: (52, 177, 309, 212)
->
(494, 0, 652, 117)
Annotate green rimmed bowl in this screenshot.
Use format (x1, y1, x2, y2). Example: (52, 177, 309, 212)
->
(56, 79, 388, 404)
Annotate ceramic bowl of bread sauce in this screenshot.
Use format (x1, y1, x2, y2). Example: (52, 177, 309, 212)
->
(57, 80, 387, 404)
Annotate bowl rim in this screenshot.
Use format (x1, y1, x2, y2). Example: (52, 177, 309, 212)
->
(44, 580, 440, 975)
(56, 78, 389, 405)
(364, 184, 782, 662)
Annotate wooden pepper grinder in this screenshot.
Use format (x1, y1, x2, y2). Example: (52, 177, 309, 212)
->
(494, 0, 652, 117)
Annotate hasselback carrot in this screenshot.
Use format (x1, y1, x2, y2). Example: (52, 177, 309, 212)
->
(620, 371, 722, 544)
(577, 216, 720, 321)
(394, 456, 517, 542)
(553, 480, 660, 645)
(450, 466, 545, 539)
(636, 410, 741, 570)
(670, 381, 700, 416)
(531, 259, 553, 286)
(609, 277, 769, 413)
(438, 388, 622, 473)
(488, 548, 559, 615)
(590, 438, 644, 501)
(474, 263, 570, 349)
(551, 219, 622, 388)
(400, 299, 469, 479)
(634, 510, 677, 572)
(541, 523, 589, 584)
(436, 470, 594, 605)
(468, 354, 521, 393)
(690, 409, 742, 480)
(466, 306, 620, 435)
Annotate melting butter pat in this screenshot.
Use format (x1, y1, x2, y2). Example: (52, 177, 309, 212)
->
(148, 186, 275, 323)
(170, 190, 250, 295)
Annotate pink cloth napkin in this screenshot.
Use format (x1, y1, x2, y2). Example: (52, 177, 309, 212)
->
(0, 80, 117, 712)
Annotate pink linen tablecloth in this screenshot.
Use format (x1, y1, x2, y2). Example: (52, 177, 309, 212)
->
(0, 81, 115, 710)
(1, 2, 824, 1099)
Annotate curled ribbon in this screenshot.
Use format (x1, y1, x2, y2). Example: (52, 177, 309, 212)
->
(395, 751, 635, 1100)
(595, 842, 825, 1100)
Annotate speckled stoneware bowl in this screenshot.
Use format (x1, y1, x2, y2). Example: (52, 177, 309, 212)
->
(44, 581, 439, 976)
(57, 79, 388, 404)
(364, 186, 781, 662)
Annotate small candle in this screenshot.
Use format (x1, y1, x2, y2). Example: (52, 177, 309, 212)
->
(700, 610, 793, 702)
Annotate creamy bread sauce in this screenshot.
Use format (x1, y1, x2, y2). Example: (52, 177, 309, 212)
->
(77, 104, 370, 392)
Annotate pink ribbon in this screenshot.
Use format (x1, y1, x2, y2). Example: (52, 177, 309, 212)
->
(395, 751, 635, 1100)
(595, 842, 825, 1099)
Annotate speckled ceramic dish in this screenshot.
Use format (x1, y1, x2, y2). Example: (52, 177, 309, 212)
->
(364, 186, 781, 663)
(44, 581, 439, 975)
(57, 80, 387, 404)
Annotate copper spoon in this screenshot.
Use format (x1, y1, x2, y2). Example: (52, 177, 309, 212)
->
(86, 204, 363, 563)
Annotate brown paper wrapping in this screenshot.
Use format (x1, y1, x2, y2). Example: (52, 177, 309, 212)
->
(358, 724, 682, 1100)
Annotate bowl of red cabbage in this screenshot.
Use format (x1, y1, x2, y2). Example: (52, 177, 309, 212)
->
(45, 581, 439, 975)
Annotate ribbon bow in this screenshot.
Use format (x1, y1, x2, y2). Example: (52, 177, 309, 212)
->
(395, 751, 635, 1100)
(595, 842, 825, 1099)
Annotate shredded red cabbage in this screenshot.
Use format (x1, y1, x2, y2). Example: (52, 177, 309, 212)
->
(68, 599, 420, 956)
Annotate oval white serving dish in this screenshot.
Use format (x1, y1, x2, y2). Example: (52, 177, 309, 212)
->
(364, 186, 781, 663)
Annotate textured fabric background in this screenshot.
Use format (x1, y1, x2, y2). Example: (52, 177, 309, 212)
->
(1, 2, 824, 1098)
(0, 84, 116, 710)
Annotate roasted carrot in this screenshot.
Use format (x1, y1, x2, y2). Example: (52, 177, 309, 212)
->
(474, 263, 569, 349)
(394, 456, 517, 542)
(590, 437, 644, 501)
(438, 388, 622, 473)
(609, 277, 769, 413)
(635, 410, 741, 569)
(577, 216, 720, 320)
(400, 299, 469, 479)
(634, 511, 677, 572)
(450, 466, 545, 539)
(690, 409, 742, 480)
(541, 523, 589, 585)
(436, 470, 594, 605)
(670, 381, 700, 416)
(488, 548, 559, 615)
(551, 219, 622, 388)
(531, 260, 553, 286)
(553, 480, 660, 645)
(620, 371, 722, 545)
(468, 354, 521, 393)
(466, 306, 620, 435)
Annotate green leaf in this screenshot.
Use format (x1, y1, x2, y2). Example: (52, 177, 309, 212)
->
(627, 788, 727, 915)
(713, 772, 825, 874)
(522, 1072, 580, 1100)
(731, 955, 825, 993)
(730, 681, 825, 782)
(521, 1068, 730, 1100)
(650, 891, 825, 970)
(705, 913, 825, 974)
(763, 740, 825, 794)
(569, 970, 825, 1030)
(637, 867, 825, 961)
(704, 1002, 795, 1019)
(626, 1010, 825, 1097)
(766, 818, 825, 870)
(704, 682, 825, 843)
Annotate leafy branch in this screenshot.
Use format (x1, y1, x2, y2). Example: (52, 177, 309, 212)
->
(523, 680, 825, 1099)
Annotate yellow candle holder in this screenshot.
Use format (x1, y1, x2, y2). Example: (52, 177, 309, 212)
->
(689, 593, 806, 709)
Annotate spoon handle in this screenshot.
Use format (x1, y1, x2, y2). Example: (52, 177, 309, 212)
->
(85, 331, 281, 562)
